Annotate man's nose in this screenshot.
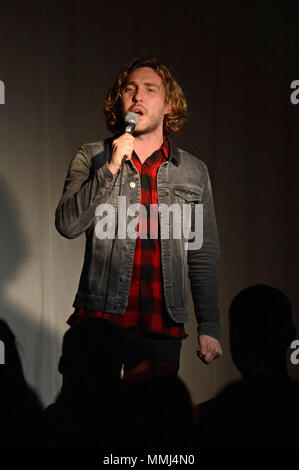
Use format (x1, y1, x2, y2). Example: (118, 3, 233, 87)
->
(132, 87, 143, 102)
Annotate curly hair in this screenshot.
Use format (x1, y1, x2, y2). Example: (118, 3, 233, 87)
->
(103, 57, 188, 134)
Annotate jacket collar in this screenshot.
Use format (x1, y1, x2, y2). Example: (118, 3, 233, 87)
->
(93, 134, 181, 171)
(167, 136, 181, 166)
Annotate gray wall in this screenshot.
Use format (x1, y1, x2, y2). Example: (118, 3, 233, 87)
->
(0, 0, 298, 405)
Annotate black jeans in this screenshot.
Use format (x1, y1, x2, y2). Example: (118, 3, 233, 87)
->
(119, 327, 182, 373)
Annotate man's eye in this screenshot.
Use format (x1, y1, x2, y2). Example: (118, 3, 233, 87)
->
(125, 87, 134, 92)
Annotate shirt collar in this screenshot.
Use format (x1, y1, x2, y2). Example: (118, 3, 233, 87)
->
(105, 134, 181, 167)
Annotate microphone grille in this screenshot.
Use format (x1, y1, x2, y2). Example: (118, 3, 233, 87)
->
(124, 112, 139, 126)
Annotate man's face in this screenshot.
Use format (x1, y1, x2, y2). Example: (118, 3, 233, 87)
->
(121, 67, 170, 136)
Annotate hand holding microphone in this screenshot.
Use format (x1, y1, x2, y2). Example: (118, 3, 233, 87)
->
(108, 112, 139, 175)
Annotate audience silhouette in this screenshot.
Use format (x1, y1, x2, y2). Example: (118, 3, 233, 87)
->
(1, 283, 298, 453)
(42, 317, 125, 450)
(197, 284, 299, 450)
(117, 360, 197, 451)
(0, 319, 43, 450)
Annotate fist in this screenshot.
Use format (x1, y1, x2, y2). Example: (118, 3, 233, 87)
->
(108, 133, 135, 174)
(197, 335, 223, 364)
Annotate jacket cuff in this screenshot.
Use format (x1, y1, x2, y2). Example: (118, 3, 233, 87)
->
(197, 322, 221, 341)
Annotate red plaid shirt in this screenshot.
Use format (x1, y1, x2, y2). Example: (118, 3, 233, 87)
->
(68, 137, 187, 339)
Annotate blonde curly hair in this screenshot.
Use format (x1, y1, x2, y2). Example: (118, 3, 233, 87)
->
(103, 57, 188, 134)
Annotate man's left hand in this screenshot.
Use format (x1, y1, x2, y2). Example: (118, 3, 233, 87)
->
(197, 335, 223, 364)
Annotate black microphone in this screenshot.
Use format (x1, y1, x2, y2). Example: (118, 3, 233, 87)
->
(121, 112, 139, 165)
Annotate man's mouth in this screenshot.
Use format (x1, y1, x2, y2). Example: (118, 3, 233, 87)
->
(132, 108, 144, 116)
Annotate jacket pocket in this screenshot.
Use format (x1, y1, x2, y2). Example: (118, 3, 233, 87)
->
(173, 187, 202, 202)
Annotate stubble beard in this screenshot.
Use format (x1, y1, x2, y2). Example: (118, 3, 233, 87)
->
(133, 112, 165, 137)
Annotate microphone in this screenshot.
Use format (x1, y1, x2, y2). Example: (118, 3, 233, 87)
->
(124, 111, 139, 135)
(121, 112, 139, 165)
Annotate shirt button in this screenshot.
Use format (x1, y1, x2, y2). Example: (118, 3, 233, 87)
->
(129, 181, 136, 188)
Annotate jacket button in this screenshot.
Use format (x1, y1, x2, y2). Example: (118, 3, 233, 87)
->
(129, 181, 136, 188)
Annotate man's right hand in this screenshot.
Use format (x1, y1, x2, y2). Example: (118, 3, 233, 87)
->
(108, 133, 135, 174)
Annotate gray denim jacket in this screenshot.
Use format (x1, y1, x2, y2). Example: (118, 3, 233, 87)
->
(55, 137, 221, 340)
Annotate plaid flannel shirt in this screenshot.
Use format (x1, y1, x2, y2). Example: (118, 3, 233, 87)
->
(68, 136, 187, 339)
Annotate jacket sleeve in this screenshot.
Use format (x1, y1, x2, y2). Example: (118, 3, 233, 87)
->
(55, 144, 118, 239)
(187, 166, 221, 341)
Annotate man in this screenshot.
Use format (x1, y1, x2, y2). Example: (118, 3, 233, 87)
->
(55, 57, 222, 372)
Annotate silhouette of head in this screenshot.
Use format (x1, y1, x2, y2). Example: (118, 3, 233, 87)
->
(229, 284, 296, 378)
(122, 360, 196, 449)
(0, 318, 25, 382)
(58, 318, 125, 389)
(0, 319, 43, 450)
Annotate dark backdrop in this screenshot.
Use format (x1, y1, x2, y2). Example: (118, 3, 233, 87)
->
(0, 0, 298, 405)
